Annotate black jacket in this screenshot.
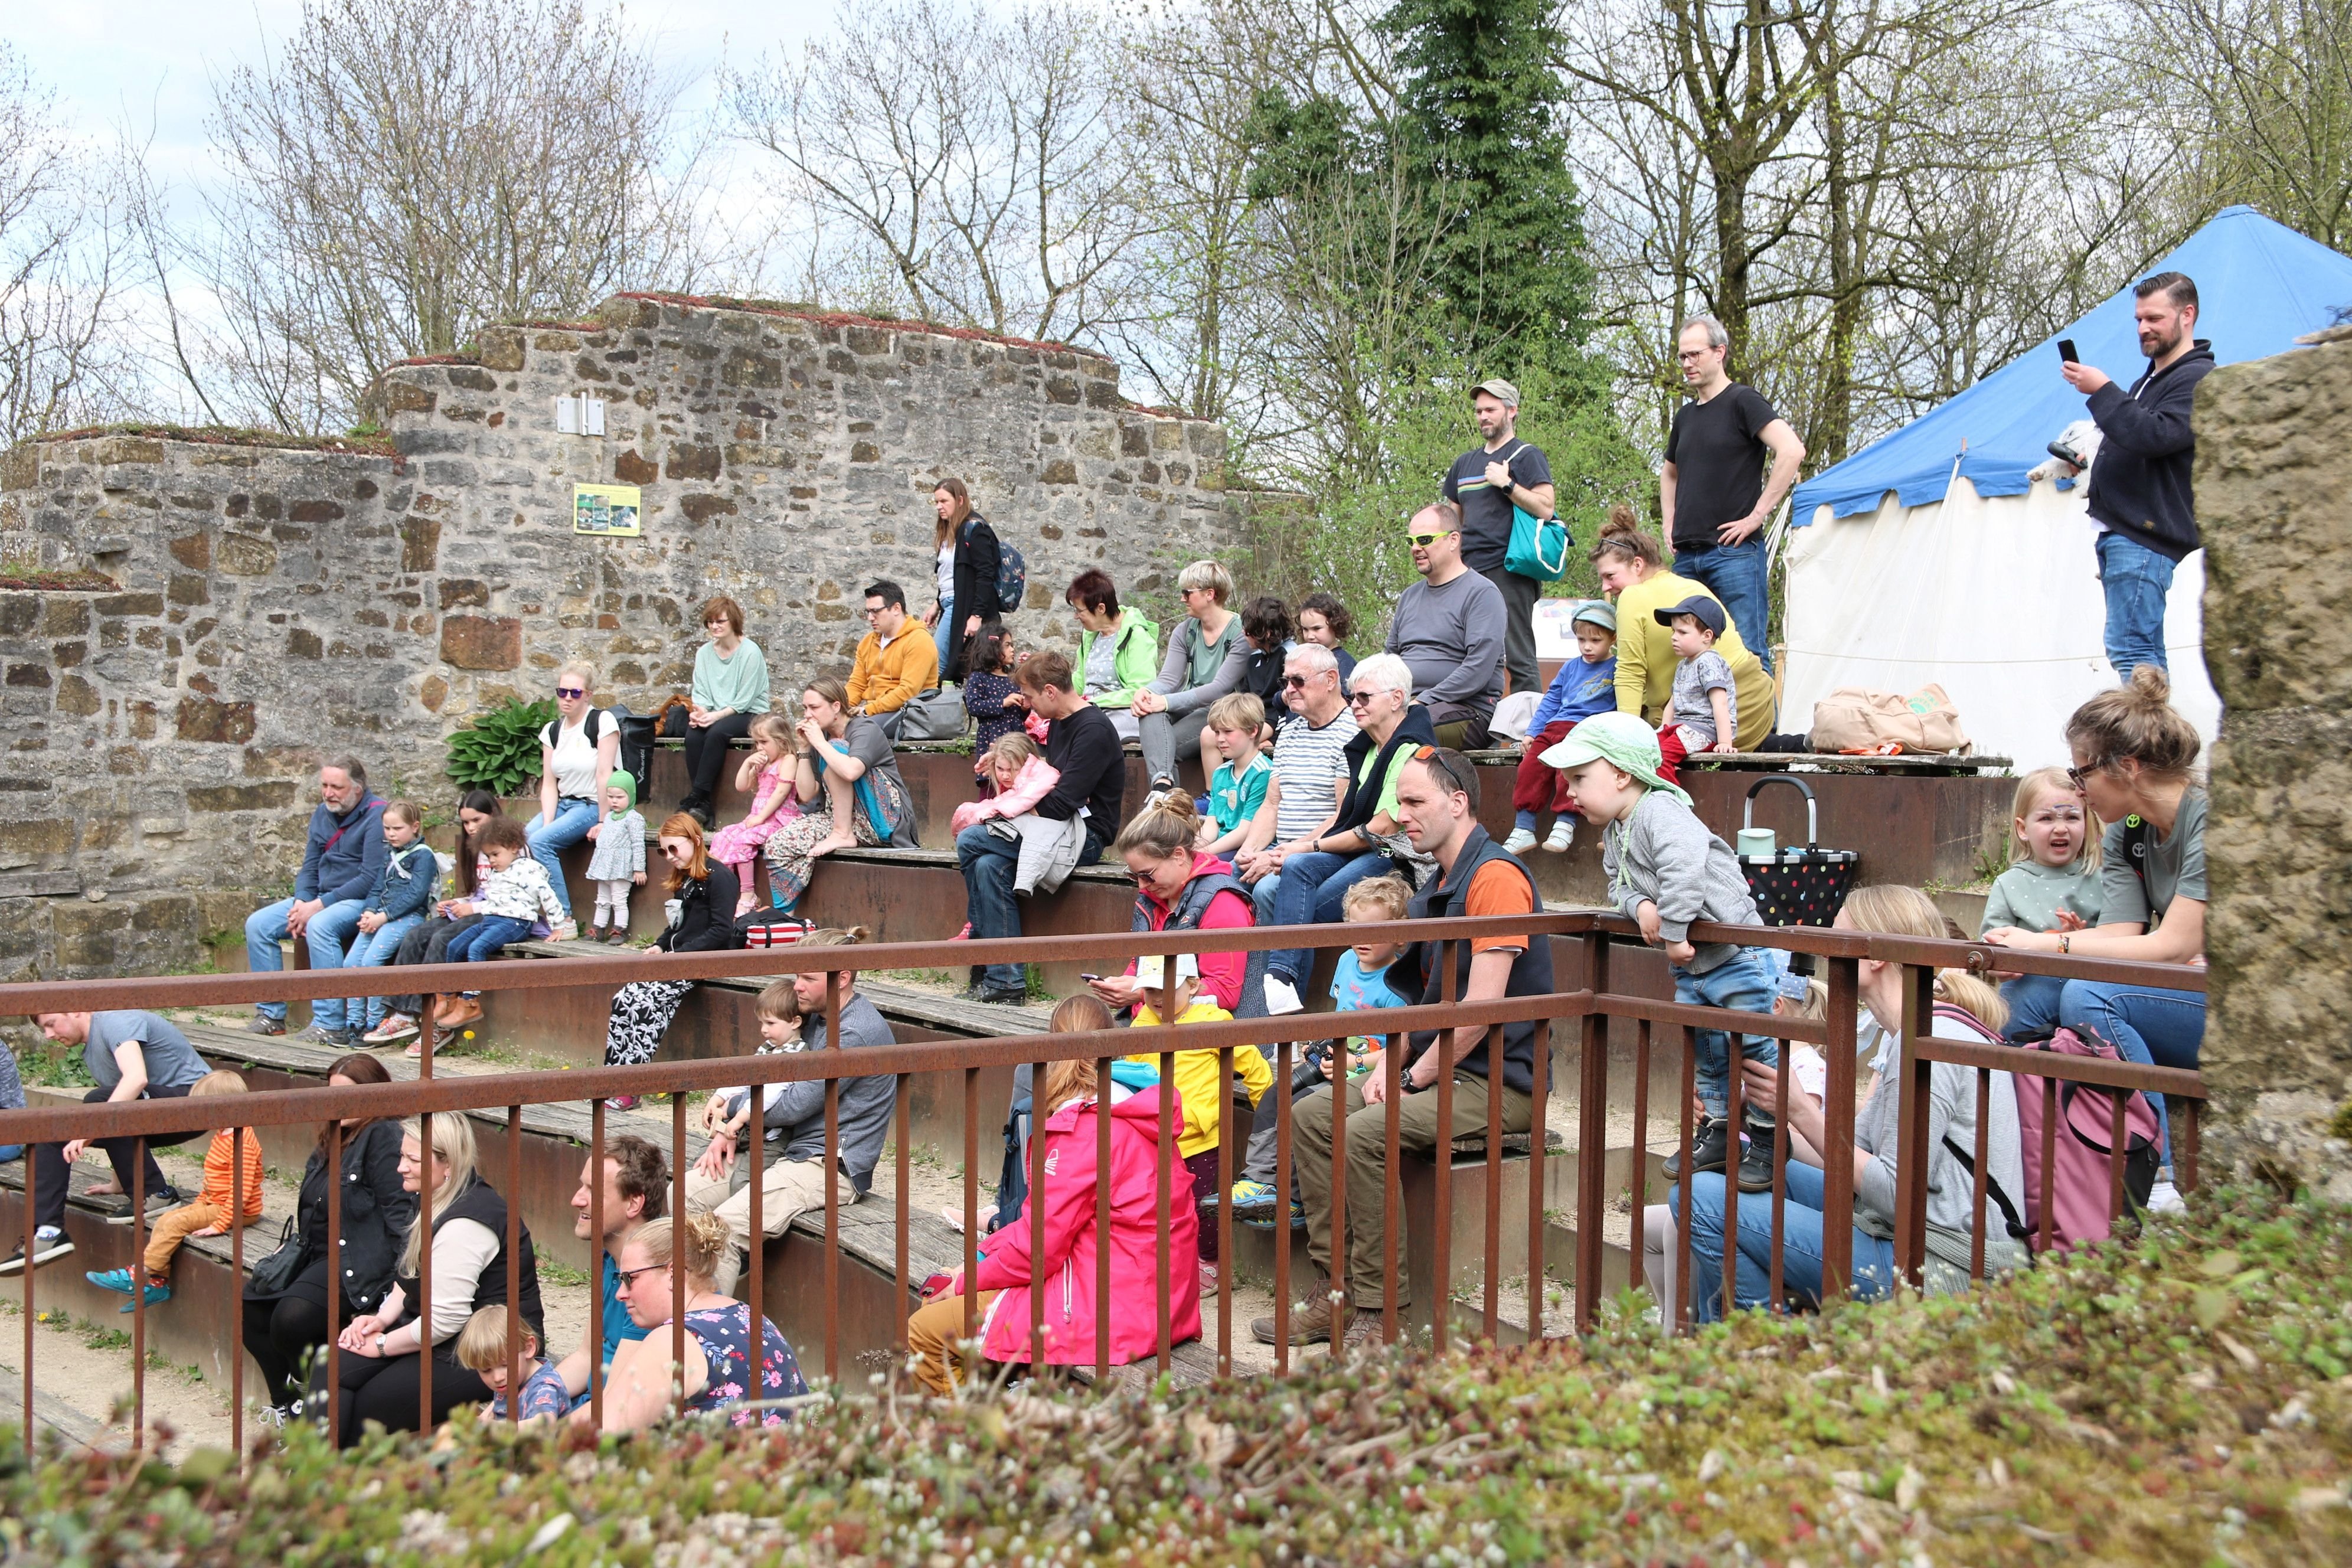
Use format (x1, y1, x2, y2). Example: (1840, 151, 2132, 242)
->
(656, 864, 744, 953)
(949, 514, 1005, 623)
(1386, 826, 1553, 1095)
(263, 1119, 415, 1313)
(394, 1175, 544, 1340)
(2085, 341, 2215, 563)
(1331, 703, 1439, 842)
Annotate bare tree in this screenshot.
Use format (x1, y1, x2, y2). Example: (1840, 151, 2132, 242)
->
(185, 0, 721, 431)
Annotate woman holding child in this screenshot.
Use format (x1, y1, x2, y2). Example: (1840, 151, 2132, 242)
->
(759, 677, 919, 913)
(1589, 508, 1772, 753)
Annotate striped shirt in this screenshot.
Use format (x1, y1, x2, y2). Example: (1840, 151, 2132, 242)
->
(1270, 711, 1358, 842)
(197, 1129, 267, 1220)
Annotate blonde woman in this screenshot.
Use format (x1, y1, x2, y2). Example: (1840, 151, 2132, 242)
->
(1676, 884, 2025, 1321)
(316, 1113, 544, 1443)
(1131, 558, 1247, 790)
(602, 1210, 807, 1430)
(528, 659, 620, 932)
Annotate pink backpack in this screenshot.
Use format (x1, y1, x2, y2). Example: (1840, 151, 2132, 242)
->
(1995, 1015, 2161, 1253)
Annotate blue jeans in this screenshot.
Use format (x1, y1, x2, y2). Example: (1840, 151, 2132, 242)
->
(2095, 531, 2175, 681)
(1674, 1161, 1896, 1321)
(447, 914, 535, 965)
(1672, 540, 1772, 674)
(933, 596, 958, 673)
(1999, 973, 2067, 1041)
(1675, 948, 1781, 1126)
(958, 822, 1104, 989)
(0, 1145, 21, 1163)
(526, 796, 599, 917)
(347, 913, 424, 1027)
(1268, 850, 1390, 986)
(2058, 978, 2203, 1154)
(246, 896, 368, 1028)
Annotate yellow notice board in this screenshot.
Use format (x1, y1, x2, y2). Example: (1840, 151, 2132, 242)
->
(573, 484, 642, 536)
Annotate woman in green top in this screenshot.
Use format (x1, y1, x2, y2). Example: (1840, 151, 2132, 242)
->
(681, 595, 771, 827)
(1065, 568, 1159, 743)
(1131, 559, 1247, 790)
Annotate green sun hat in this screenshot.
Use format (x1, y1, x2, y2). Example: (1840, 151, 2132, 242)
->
(1538, 711, 1691, 805)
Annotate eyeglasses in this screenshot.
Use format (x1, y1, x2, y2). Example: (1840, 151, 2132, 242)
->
(1405, 530, 1458, 548)
(1347, 688, 1391, 706)
(555, 686, 586, 699)
(612, 1264, 667, 1291)
(863, 605, 888, 618)
(2064, 759, 2106, 790)
(1282, 674, 1315, 690)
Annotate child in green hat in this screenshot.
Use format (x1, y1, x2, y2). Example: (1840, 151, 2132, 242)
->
(584, 769, 647, 943)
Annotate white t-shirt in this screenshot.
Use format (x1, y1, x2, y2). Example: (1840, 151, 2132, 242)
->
(937, 540, 956, 603)
(541, 708, 618, 801)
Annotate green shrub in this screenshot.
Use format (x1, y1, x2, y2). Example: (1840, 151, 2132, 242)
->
(443, 698, 554, 796)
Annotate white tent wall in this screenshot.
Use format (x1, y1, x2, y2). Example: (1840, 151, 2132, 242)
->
(1782, 479, 2221, 771)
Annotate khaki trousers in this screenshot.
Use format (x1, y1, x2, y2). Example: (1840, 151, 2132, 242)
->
(684, 1153, 848, 1294)
(904, 1290, 1003, 1396)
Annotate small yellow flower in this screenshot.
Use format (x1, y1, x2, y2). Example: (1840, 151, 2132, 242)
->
(462, 1030, 476, 1041)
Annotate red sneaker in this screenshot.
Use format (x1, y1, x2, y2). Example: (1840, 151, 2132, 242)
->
(949, 923, 972, 941)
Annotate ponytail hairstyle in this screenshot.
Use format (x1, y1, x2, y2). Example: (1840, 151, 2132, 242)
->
(2064, 665, 2201, 785)
(400, 1112, 481, 1276)
(635, 1208, 734, 1288)
(1839, 884, 2009, 1034)
(1113, 790, 1203, 862)
(1588, 503, 1665, 571)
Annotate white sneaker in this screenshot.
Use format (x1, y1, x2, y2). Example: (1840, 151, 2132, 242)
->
(1543, 820, 1575, 852)
(1263, 975, 1305, 1015)
(551, 918, 580, 943)
(1502, 828, 1539, 854)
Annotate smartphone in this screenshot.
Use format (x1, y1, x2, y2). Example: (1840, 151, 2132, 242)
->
(2057, 338, 2079, 365)
(1079, 973, 1101, 982)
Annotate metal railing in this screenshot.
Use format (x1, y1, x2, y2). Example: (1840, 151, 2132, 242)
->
(0, 912, 2204, 1456)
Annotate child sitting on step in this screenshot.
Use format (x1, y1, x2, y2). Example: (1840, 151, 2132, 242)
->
(1978, 766, 2103, 1041)
(584, 770, 648, 943)
(85, 1070, 264, 1309)
(436, 817, 564, 1027)
(708, 715, 803, 917)
(1195, 692, 1271, 860)
(456, 1305, 570, 1422)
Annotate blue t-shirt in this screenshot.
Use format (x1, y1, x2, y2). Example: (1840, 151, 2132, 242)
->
(491, 1361, 572, 1421)
(1207, 753, 1272, 837)
(1531, 654, 1619, 732)
(1329, 952, 1407, 1073)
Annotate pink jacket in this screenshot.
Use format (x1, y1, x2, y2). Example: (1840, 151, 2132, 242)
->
(971, 1084, 1203, 1366)
(1129, 851, 1253, 1012)
(949, 755, 1062, 834)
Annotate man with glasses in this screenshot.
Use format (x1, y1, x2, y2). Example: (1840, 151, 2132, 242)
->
(1660, 316, 1804, 674)
(846, 580, 940, 740)
(1443, 377, 1556, 695)
(1384, 501, 1507, 747)
(1253, 746, 1550, 1350)
(242, 756, 386, 1040)
(1235, 645, 1358, 1011)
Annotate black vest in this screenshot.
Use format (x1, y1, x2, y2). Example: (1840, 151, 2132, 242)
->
(1390, 825, 1554, 1094)
(404, 1177, 544, 1340)
(1133, 868, 1268, 1018)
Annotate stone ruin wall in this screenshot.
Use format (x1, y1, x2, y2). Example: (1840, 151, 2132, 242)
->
(0, 295, 1257, 981)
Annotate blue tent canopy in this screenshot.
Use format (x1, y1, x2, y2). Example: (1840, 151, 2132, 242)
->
(1791, 206, 2352, 521)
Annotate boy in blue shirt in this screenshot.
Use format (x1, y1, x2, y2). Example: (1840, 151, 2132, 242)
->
(1195, 692, 1272, 859)
(1508, 602, 1618, 854)
(457, 1306, 570, 1423)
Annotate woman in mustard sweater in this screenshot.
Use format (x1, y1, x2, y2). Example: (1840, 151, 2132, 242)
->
(1589, 508, 1774, 751)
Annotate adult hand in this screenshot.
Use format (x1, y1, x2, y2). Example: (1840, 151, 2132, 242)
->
(1716, 513, 1764, 547)
(1089, 975, 1144, 1008)
(1981, 926, 2059, 953)
(1636, 900, 1662, 946)
(964, 614, 981, 638)
(693, 1136, 734, 1182)
(1665, 939, 1697, 965)
(286, 898, 323, 938)
(1363, 1060, 1392, 1105)
(1738, 1057, 1785, 1119)
(795, 717, 826, 752)
(925, 603, 941, 629)
(2061, 361, 2111, 396)
(339, 1315, 385, 1353)
(1132, 690, 1165, 717)
(1484, 459, 1512, 492)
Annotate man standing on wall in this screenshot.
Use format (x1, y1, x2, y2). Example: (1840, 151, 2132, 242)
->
(1660, 318, 1805, 675)
(1442, 377, 1556, 695)
(2060, 272, 2214, 681)
(242, 757, 386, 1043)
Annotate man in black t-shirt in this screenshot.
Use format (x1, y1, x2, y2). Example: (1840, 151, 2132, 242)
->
(1442, 377, 1556, 694)
(1660, 318, 1805, 675)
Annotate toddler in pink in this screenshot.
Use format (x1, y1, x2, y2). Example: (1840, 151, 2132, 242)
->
(951, 734, 1059, 833)
(709, 714, 803, 915)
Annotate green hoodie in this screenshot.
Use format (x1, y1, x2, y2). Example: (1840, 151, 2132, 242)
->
(1076, 612, 1161, 710)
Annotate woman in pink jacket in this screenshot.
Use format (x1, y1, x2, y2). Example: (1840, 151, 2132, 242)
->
(906, 1053, 1202, 1394)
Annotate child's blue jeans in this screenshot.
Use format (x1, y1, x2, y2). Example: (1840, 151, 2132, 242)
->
(347, 913, 423, 1027)
(447, 915, 534, 965)
(1674, 947, 1781, 1127)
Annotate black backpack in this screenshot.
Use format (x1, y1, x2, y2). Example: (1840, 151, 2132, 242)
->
(605, 703, 658, 803)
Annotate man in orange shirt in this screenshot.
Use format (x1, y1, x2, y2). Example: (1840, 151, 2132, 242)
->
(845, 579, 941, 739)
(1255, 746, 1551, 1351)
(86, 1070, 266, 1309)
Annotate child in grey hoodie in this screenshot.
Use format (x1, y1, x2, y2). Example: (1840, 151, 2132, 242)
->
(1544, 711, 1780, 1193)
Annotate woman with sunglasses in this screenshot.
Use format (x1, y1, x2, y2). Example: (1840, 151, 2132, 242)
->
(599, 815, 744, 1101)
(1128, 562, 1244, 791)
(1984, 667, 2207, 1080)
(525, 660, 620, 934)
(600, 1209, 806, 1430)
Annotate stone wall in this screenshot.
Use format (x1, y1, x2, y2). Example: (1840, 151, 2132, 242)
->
(0, 295, 1256, 980)
(2196, 325, 2352, 1201)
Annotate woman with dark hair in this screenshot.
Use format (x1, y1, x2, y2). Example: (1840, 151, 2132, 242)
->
(680, 595, 770, 827)
(364, 790, 501, 1047)
(600, 815, 744, 1099)
(759, 676, 919, 913)
(242, 1053, 414, 1422)
(1066, 569, 1159, 740)
(1295, 592, 1357, 682)
(1589, 507, 1772, 758)
(1237, 596, 1295, 735)
(926, 478, 1005, 681)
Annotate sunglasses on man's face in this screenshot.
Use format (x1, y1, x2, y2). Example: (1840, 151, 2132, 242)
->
(556, 686, 586, 699)
(1406, 530, 1456, 548)
(1282, 673, 1316, 690)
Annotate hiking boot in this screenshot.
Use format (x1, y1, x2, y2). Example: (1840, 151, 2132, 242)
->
(105, 1187, 180, 1226)
(1662, 1117, 1732, 1181)
(245, 1014, 286, 1037)
(1341, 1309, 1387, 1351)
(976, 984, 1029, 1007)
(1226, 1179, 1279, 1214)
(0, 1229, 73, 1274)
(1252, 1296, 1336, 1347)
(1734, 1123, 1779, 1194)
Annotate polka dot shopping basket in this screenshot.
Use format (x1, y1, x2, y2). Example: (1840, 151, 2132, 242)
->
(1738, 776, 1858, 927)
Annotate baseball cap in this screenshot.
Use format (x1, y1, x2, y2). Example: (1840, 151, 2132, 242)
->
(1133, 952, 1200, 989)
(1569, 600, 1617, 633)
(1654, 595, 1727, 636)
(1469, 377, 1520, 408)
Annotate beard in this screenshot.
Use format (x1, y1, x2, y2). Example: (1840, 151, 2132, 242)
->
(2139, 320, 2186, 358)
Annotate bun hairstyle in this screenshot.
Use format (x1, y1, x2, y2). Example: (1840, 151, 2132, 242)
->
(1589, 504, 1665, 570)
(1113, 790, 1202, 861)
(1839, 884, 2009, 1033)
(2065, 665, 2201, 782)
(636, 1209, 735, 1286)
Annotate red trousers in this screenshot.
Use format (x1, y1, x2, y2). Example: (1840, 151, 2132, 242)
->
(1655, 724, 1688, 785)
(1513, 720, 1582, 814)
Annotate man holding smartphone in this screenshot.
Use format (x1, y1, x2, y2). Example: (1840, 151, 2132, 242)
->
(2059, 272, 2214, 682)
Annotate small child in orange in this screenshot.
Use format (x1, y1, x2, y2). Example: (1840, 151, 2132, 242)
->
(85, 1070, 265, 1310)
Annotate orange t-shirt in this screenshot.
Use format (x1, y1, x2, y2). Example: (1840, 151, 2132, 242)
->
(1461, 861, 1534, 955)
(197, 1129, 267, 1221)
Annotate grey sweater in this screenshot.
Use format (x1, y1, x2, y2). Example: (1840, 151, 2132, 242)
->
(1853, 1011, 2027, 1284)
(1384, 570, 1506, 711)
(760, 992, 897, 1194)
(1149, 615, 1248, 717)
(1600, 789, 1760, 974)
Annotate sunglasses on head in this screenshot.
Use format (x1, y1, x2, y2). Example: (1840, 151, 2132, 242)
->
(1405, 530, 1457, 548)
(555, 686, 586, 699)
(1409, 744, 1474, 796)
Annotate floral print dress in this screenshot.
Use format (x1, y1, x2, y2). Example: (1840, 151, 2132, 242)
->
(683, 1301, 808, 1426)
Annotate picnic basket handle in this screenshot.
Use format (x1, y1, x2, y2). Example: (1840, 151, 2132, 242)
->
(1743, 775, 1819, 850)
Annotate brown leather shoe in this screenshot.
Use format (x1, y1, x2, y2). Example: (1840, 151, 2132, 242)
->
(439, 995, 484, 1030)
(1341, 1309, 1388, 1351)
(1250, 1296, 1335, 1347)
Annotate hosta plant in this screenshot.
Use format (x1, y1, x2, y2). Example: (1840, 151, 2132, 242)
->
(443, 698, 554, 796)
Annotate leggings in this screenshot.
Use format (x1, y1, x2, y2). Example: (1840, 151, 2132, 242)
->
(242, 1277, 354, 1407)
(384, 914, 482, 1018)
(683, 713, 756, 805)
(312, 1340, 494, 1447)
(605, 979, 697, 1067)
